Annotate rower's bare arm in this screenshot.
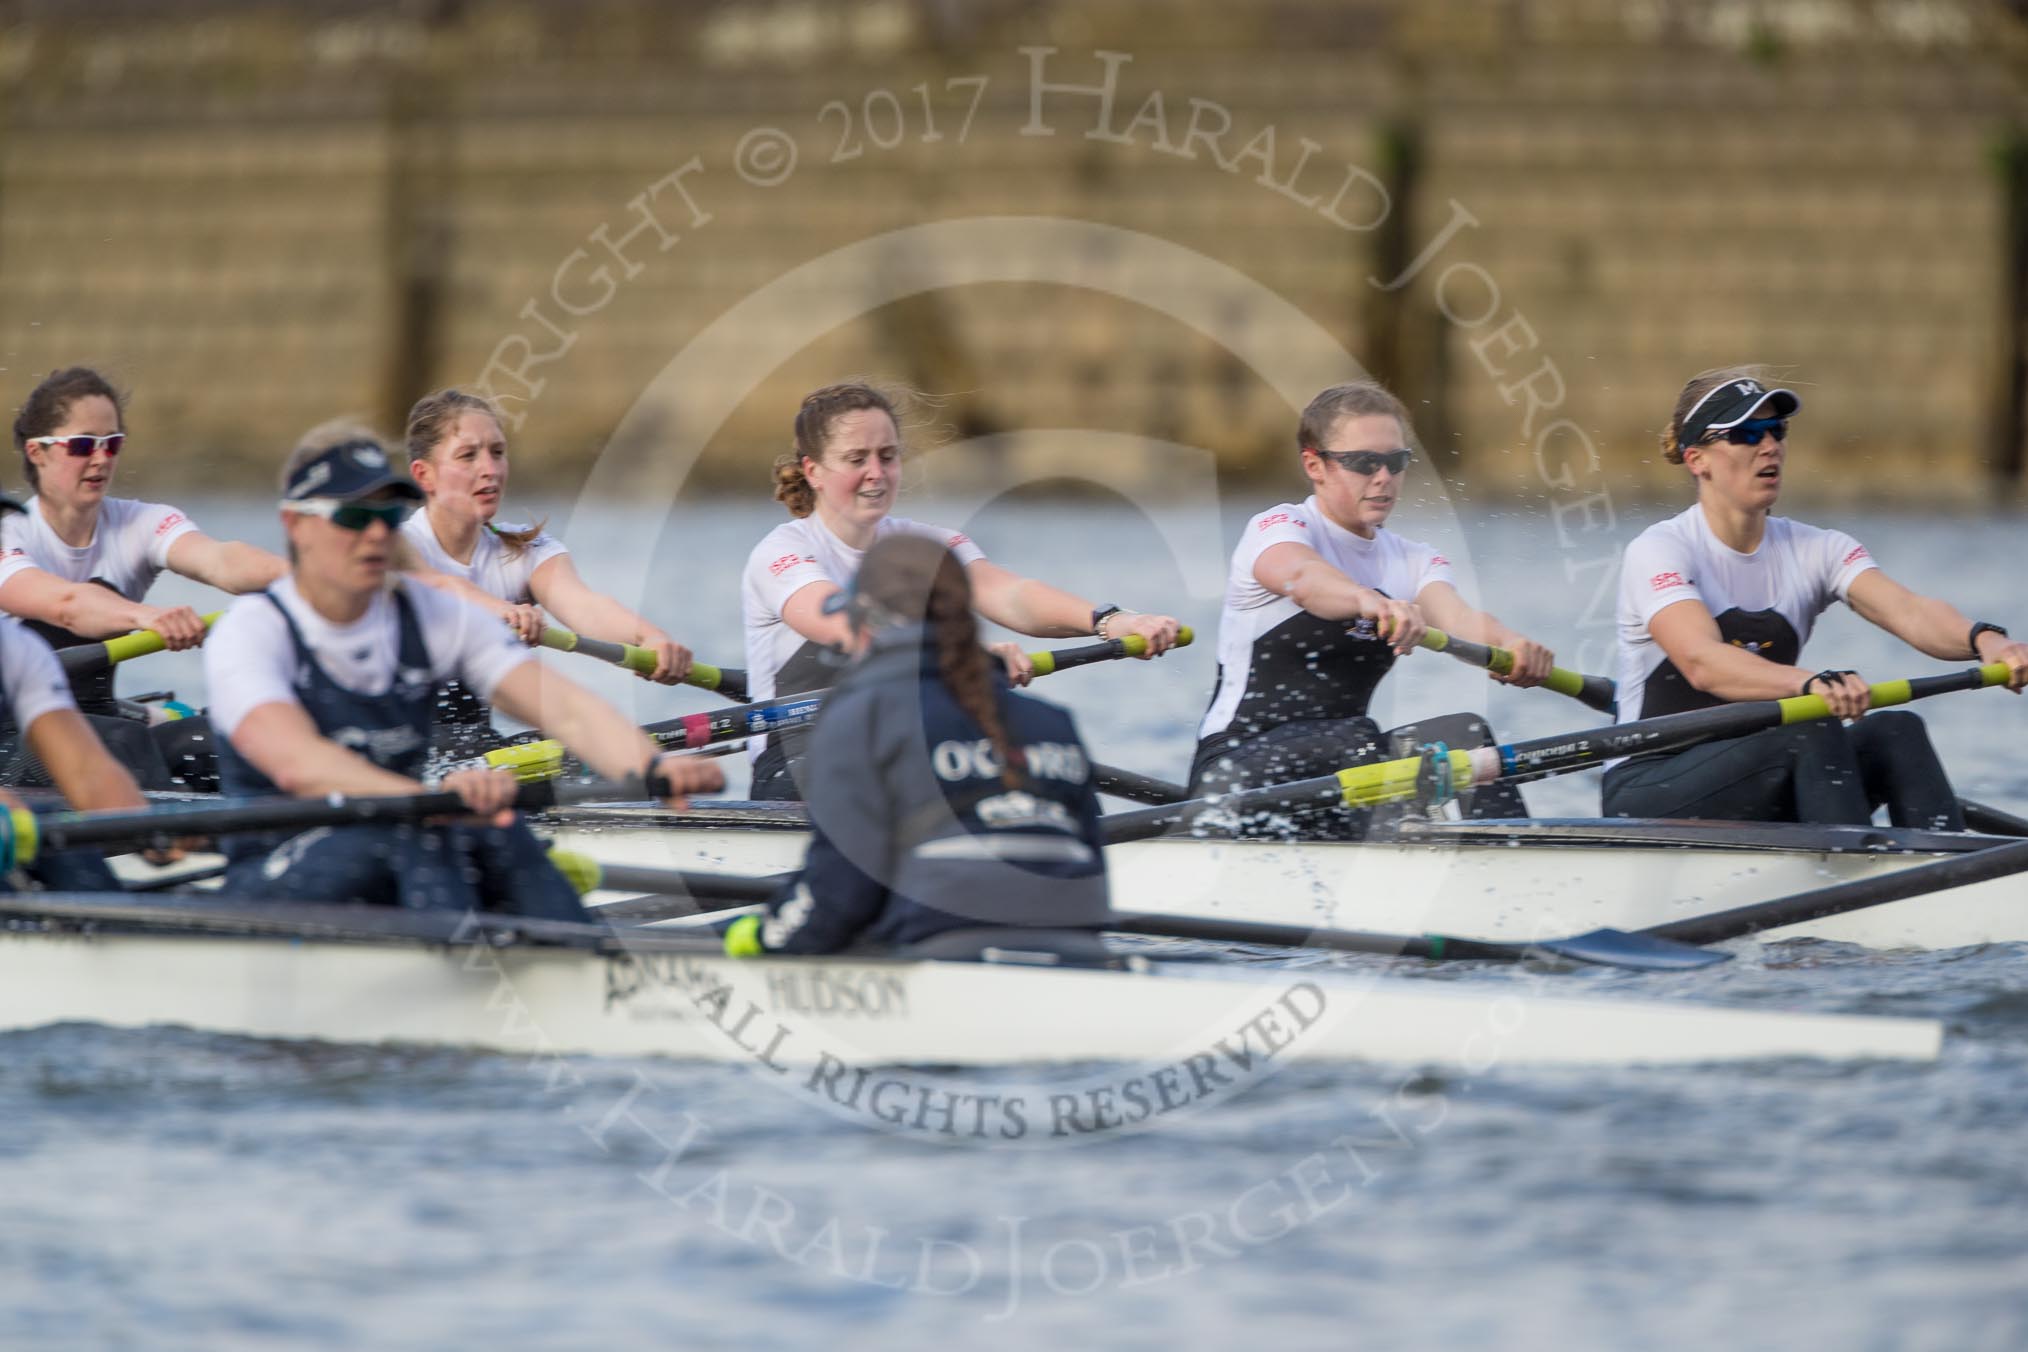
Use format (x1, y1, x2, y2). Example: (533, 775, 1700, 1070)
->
(1847, 571, 2028, 691)
(230, 701, 423, 798)
(780, 580, 855, 649)
(1648, 598, 1817, 701)
(529, 555, 692, 683)
(165, 532, 286, 594)
(0, 568, 162, 641)
(967, 560, 1181, 653)
(25, 708, 145, 811)
(966, 560, 1088, 637)
(405, 564, 545, 645)
(1416, 582, 1554, 684)
(1256, 543, 1423, 653)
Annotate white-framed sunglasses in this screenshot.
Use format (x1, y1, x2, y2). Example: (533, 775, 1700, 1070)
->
(28, 433, 124, 458)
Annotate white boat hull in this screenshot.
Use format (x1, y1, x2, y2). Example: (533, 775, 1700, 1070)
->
(546, 806, 2028, 950)
(0, 919, 1941, 1067)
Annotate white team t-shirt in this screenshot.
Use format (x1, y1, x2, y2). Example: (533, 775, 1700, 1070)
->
(1199, 497, 1454, 741)
(206, 576, 535, 738)
(0, 616, 79, 733)
(0, 496, 199, 601)
(742, 513, 986, 709)
(399, 511, 569, 606)
(1614, 504, 1878, 728)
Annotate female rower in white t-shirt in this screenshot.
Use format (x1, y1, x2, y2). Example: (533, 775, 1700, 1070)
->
(741, 381, 1183, 801)
(1603, 366, 2028, 829)
(398, 388, 694, 756)
(0, 366, 286, 787)
(207, 421, 721, 915)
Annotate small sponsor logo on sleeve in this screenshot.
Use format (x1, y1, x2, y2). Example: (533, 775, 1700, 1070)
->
(768, 553, 814, 577)
(1431, 553, 1451, 568)
(1649, 570, 1688, 592)
(1842, 544, 1869, 566)
(946, 532, 971, 549)
(154, 511, 186, 536)
(1257, 513, 1295, 531)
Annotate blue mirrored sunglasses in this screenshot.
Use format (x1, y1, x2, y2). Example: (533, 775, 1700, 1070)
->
(1714, 419, 1788, 447)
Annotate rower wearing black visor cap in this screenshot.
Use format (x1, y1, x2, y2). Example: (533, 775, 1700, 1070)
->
(1603, 366, 2028, 828)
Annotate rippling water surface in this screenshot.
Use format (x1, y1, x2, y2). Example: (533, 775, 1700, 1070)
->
(5, 495, 2025, 1349)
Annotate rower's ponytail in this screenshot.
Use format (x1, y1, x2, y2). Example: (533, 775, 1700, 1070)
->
(855, 534, 1024, 790)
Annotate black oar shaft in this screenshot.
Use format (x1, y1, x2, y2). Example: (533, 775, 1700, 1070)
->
(1644, 838, 2028, 947)
(1092, 764, 1187, 805)
(21, 776, 651, 859)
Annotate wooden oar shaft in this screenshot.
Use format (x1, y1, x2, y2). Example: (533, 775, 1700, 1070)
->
(1418, 629, 1616, 714)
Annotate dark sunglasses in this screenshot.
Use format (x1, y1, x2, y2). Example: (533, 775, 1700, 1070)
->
(288, 498, 415, 531)
(1712, 419, 1787, 447)
(1313, 447, 1413, 476)
(29, 433, 124, 458)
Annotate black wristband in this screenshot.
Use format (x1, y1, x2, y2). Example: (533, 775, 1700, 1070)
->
(1801, 668, 1857, 697)
(1969, 622, 2009, 659)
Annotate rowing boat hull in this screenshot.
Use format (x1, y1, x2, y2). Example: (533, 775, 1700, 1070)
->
(545, 806, 2028, 950)
(0, 918, 1940, 1067)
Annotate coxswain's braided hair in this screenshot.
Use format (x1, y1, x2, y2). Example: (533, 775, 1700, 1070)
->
(853, 533, 1025, 790)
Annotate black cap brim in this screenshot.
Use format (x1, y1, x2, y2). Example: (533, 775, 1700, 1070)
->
(1680, 380, 1802, 447)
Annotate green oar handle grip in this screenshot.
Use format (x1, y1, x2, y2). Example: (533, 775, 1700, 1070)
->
(540, 625, 749, 700)
(62, 612, 225, 677)
(1421, 629, 1617, 715)
(1777, 663, 2012, 724)
(1028, 625, 1194, 678)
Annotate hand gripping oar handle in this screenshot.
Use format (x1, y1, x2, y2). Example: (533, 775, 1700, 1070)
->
(1027, 626, 1194, 677)
(538, 627, 750, 702)
(1101, 663, 2013, 843)
(490, 629, 1198, 782)
(60, 612, 225, 677)
(1418, 628, 1617, 714)
(5, 773, 666, 864)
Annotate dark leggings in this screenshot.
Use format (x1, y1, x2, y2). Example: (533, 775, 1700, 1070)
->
(1601, 711, 1963, 832)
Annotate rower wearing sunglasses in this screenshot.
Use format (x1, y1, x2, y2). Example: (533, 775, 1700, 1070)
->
(397, 388, 697, 760)
(0, 366, 285, 789)
(1190, 380, 1555, 836)
(1604, 367, 2028, 828)
(203, 423, 723, 917)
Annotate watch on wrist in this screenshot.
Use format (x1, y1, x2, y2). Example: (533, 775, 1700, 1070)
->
(1969, 621, 2009, 659)
(1090, 604, 1123, 638)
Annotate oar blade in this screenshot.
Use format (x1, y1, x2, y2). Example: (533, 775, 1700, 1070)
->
(1531, 927, 1730, 971)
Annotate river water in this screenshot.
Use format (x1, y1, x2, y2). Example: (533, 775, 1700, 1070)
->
(2, 491, 2024, 1349)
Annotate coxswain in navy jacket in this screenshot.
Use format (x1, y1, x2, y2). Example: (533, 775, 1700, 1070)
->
(726, 625, 1110, 955)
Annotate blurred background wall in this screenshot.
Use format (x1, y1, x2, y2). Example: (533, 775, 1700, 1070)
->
(0, 0, 2023, 504)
